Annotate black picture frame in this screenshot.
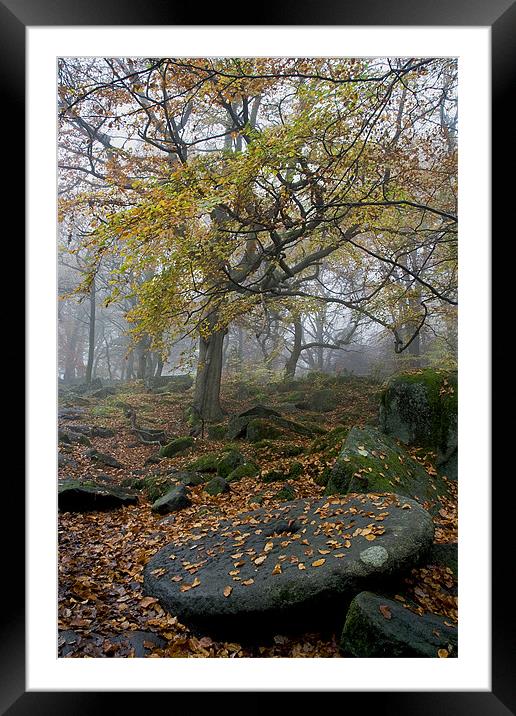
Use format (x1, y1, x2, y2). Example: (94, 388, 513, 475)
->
(7, 0, 511, 712)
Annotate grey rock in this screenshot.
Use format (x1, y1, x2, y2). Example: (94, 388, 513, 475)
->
(58, 481, 137, 512)
(144, 493, 434, 638)
(204, 476, 229, 495)
(326, 425, 451, 504)
(341, 591, 458, 657)
(380, 369, 457, 479)
(151, 484, 191, 514)
(85, 448, 123, 469)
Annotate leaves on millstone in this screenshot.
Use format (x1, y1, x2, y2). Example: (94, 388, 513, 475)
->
(180, 577, 200, 592)
(379, 604, 392, 620)
(223, 585, 232, 597)
(311, 559, 325, 567)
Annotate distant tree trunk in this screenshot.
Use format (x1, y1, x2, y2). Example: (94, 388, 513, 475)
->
(154, 355, 164, 377)
(136, 334, 151, 379)
(85, 277, 96, 383)
(315, 314, 324, 371)
(125, 350, 135, 380)
(284, 319, 303, 379)
(237, 326, 244, 362)
(104, 338, 112, 380)
(193, 322, 226, 421)
(63, 320, 81, 383)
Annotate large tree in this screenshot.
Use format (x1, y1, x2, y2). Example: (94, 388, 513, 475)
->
(58, 57, 457, 419)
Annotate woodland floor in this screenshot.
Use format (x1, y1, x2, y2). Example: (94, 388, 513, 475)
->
(58, 375, 458, 658)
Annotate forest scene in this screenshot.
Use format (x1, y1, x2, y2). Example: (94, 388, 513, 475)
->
(57, 57, 458, 659)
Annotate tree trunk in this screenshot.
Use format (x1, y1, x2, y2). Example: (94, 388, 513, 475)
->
(284, 319, 302, 379)
(193, 328, 226, 421)
(85, 277, 96, 383)
(154, 355, 164, 377)
(136, 334, 151, 379)
(125, 350, 135, 381)
(316, 314, 325, 371)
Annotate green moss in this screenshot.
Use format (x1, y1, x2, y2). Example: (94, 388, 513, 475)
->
(246, 418, 284, 442)
(217, 449, 245, 478)
(262, 461, 304, 483)
(204, 476, 229, 495)
(380, 369, 457, 455)
(226, 462, 259, 482)
(325, 425, 450, 502)
(309, 426, 349, 455)
(186, 453, 220, 473)
(275, 484, 295, 501)
(252, 440, 304, 457)
(126, 473, 175, 501)
(314, 464, 333, 487)
(206, 424, 226, 440)
(159, 436, 194, 458)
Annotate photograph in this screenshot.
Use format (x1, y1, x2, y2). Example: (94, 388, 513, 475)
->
(56, 56, 459, 659)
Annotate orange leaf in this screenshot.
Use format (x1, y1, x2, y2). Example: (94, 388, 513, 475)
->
(312, 559, 326, 567)
(139, 596, 158, 608)
(379, 604, 392, 619)
(223, 586, 232, 597)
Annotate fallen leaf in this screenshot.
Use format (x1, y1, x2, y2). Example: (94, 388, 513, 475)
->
(139, 596, 159, 608)
(223, 586, 232, 597)
(379, 604, 392, 619)
(438, 648, 449, 658)
(272, 564, 282, 575)
(312, 559, 326, 567)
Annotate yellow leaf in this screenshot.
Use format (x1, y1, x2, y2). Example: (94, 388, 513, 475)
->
(272, 563, 282, 575)
(298, 563, 306, 570)
(312, 559, 326, 567)
(254, 555, 267, 565)
(438, 649, 449, 658)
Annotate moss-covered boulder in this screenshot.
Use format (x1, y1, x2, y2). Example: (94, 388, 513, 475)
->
(217, 449, 245, 478)
(186, 453, 220, 473)
(261, 461, 304, 483)
(121, 473, 176, 502)
(85, 448, 123, 469)
(380, 369, 457, 479)
(204, 476, 230, 496)
(340, 591, 458, 657)
(274, 484, 295, 501)
(246, 418, 285, 442)
(159, 436, 194, 458)
(151, 484, 191, 514)
(175, 471, 209, 487)
(206, 424, 226, 440)
(309, 426, 349, 455)
(58, 480, 137, 512)
(325, 426, 450, 504)
(226, 462, 259, 482)
(308, 387, 339, 413)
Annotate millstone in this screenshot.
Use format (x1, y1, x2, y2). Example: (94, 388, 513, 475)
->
(143, 493, 434, 638)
